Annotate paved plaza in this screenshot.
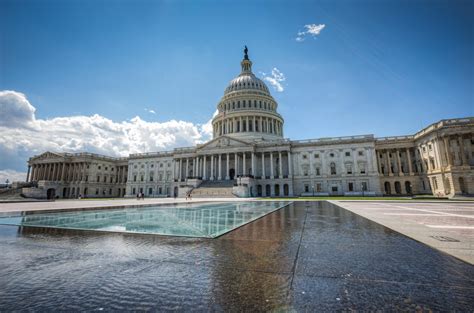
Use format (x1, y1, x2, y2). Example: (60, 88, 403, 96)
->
(333, 200, 474, 264)
(1, 201, 473, 311)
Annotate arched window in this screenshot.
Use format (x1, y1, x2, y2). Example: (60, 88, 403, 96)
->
(237, 101, 240, 108)
(330, 162, 336, 175)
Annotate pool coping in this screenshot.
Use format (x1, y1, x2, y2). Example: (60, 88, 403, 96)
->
(0, 201, 293, 239)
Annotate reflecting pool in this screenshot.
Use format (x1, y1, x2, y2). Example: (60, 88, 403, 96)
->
(0, 201, 291, 238)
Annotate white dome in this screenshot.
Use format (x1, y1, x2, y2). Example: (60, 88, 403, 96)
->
(224, 73, 270, 95)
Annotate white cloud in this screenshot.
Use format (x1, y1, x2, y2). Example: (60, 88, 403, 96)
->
(0, 91, 213, 173)
(0, 169, 26, 183)
(145, 108, 156, 114)
(296, 23, 326, 42)
(261, 68, 286, 92)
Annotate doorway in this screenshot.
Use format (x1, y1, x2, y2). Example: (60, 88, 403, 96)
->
(229, 168, 235, 180)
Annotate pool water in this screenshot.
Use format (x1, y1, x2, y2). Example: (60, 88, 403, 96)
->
(0, 201, 291, 238)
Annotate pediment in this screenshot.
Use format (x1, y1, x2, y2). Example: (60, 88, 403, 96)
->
(197, 136, 253, 151)
(31, 151, 65, 161)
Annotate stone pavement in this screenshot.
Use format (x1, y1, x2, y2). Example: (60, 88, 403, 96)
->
(331, 200, 474, 265)
(1, 201, 472, 311)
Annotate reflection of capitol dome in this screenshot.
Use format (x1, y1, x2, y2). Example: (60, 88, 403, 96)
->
(212, 47, 284, 141)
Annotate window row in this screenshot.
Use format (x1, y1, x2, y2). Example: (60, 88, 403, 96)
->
(219, 99, 276, 112)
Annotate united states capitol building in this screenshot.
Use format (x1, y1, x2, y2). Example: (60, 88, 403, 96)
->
(25, 49, 474, 199)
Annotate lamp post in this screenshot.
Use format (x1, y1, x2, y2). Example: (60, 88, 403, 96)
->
(312, 185, 314, 197)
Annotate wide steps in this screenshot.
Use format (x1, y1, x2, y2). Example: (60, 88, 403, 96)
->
(188, 180, 237, 198)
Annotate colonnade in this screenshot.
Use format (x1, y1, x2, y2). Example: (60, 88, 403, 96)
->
(175, 150, 293, 181)
(376, 148, 414, 176)
(213, 116, 283, 137)
(27, 162, 128, 183)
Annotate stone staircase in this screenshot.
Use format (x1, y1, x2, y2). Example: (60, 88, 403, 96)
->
(190, 180, 237, 198)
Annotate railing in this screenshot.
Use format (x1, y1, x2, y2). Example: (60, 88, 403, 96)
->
(292, 134, 374, 144)
(130, 151, 173, 158)
(376, 135, 414, 142)
(60, 152, 128, 161)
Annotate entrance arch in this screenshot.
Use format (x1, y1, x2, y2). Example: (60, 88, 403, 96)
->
(46, 188, 55, 200)
(405, 181, 412, 194)
(173, 186, 179, 197)
(384, 182, 391, 195)
(229, 168, 235, 180)
(274, 184, 280, 197)
(257, 185, 262, 197)
(265, 184, 271, 197)
(62, 188, 67, 198)
(459, 177, 466, 194)
(395, 181, 401, 194)
(284, 184, 289, 196)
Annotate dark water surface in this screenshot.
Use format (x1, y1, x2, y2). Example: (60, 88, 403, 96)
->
(0, 201, 473, 311)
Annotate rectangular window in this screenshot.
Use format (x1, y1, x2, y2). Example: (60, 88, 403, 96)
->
(348, 182, 354, 192)
(345, 152, 350, 157)
(331, 186, 338, 192)
(314, 154, 319, 158)
(97, 176, 100, 182)
(133, 175, 137, 182)
(361, 182, 368, 191)
(316, 183, 322, 192)
(304, 185, 309, 192)
(358, 151, 364, 156)
(316, 168, 320, 176)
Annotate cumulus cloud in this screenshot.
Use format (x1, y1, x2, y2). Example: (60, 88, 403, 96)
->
(260, 68, 286, 92)
(296, 24, 326, 42)
(0, 90, 37, 128)
(0, 91, 213, 173)
(0, 169, 26, 183)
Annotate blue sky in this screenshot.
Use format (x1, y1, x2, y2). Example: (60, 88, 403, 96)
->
(0, 0, 473, 179)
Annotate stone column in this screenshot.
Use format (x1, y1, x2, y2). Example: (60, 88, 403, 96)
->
(243, 152, 246, 176)
(251, 152, 255, 176)
(61, 163, 66, 181)
(226, 153, 230, 180)
(30, 165, 35, 181)
(186, 158, 189, 179)
(210, 155, 214, 180)
(443, 136, 453, 166)
(270, 152, 274, 179)
(396, 149, 403, 176)
(259, 117, 263, 133)
(279, 151, 283, 178)
(178, 159, 182, 181)
(385, 150, 392, 175)
(234, 153, 238, 176)
(406, 148, 413, 175)
(459, 135, 467, 165)
(26, 165, 31, 182)
(288, 151, 293, 177)
(218, 154, 222, 180)
(309, 150, 314, 177)
(202, 156, 206, 180)
(262, 152, 266, 178)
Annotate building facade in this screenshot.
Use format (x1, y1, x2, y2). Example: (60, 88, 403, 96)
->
(26, 49, 474, 199)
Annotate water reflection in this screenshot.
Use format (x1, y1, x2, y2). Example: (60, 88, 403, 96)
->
(0, 201, 291, 238)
